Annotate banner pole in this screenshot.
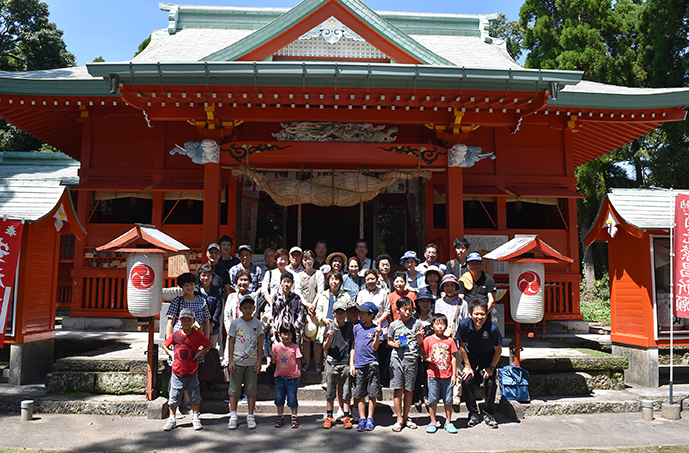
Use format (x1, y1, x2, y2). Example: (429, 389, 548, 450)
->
(670, 192, 676, 405)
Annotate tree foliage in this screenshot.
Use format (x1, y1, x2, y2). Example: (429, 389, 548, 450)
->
(488, 13, 525, 61)
(0, 0, 74, 71)
(0, 0, 74, 152)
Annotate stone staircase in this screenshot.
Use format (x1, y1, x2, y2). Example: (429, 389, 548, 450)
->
(36, 338, 642, 420)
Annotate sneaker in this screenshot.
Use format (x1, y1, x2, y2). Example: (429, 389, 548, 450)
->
(291, 416, 299, 428)
(315, 363, 323, 372)
(223, 396, 231, 404)
(356, 418, 366, 432)
(484, 413, 498, 429)
(426, 423, 437, 434)
(335, 407, 345, 421)
(163, 418, 176, 431)
(192, 418, 203, 430)
(228, 416, 238, 430)
(364, 417, 374, 431)
(274, 415, 284, 428)
(301, 362, 311, 372)
(342, 416, 353, 430)
(444, 422, 458, 434)
(322, 415, 334, 429)
(247, 416, 257, 429)
(467, 412, 481, 428)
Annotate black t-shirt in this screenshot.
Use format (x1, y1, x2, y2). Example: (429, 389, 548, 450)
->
(445, 259, 469, 280)
(326, 321, 354, 365)
(218, 256, 240, 275)
(459, 271, 496, 301)
(455, 317, 502, 367)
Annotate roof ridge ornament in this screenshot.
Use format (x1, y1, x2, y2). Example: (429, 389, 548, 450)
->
(299, 16, 365, 44)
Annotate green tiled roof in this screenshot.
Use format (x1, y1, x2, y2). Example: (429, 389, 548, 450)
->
(201, 0, 454, 66)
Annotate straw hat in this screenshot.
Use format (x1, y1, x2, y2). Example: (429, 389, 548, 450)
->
(326, 252, 347, 267)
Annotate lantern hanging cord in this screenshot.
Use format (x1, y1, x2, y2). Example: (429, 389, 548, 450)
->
(297, 204, 303, 248)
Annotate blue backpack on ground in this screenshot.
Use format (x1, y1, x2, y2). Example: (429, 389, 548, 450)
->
(498, 365, 530, 402)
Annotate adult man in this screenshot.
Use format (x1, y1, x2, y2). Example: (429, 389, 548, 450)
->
(457, 252, 496, 312)
(354, 239, 372, 276)
(456, 297, 502, 429)
(229, 244, 263, 295)
(288, 246, 305, 274)
(416, 243, 447, 274)
(217, 235, 240, 274)
(445, 237, 470, 279)
(206, 243, 231, 297)
(314, 240, 328, 269)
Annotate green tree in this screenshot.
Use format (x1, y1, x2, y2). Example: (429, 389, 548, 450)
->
(133, 35, 151, 58)
(0, 0, 74, 152)
(488, 13, 524, 61)
(93, 56, 104, 62)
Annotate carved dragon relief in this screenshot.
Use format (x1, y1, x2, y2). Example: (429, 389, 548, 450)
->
(272, 121, 398, 143)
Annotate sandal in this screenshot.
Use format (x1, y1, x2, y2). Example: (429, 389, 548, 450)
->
(291, 416, 299, 428)
(426, 423, 437, 434)
(274, 415, 284, 428)
(405, 419, 418, 429)
(392, 422, 403, 432)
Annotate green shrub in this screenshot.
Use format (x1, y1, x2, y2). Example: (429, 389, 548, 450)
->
(580, 273, 611, 325)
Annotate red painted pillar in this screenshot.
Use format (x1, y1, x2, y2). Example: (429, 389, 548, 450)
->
(203, 162, 221, 244)
(446, 165, 464, 244)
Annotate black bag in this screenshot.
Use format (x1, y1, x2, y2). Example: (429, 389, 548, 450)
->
(197, 348, 222, 382)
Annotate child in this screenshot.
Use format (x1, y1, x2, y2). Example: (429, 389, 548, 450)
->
(413, 289, 435, 409)
(423, 313, 458, 434)
(435, 274, 468, 337)
(272, 324, 302, 428)
(387, 296, 423, 432)
(162, 307, 212, 431)
(349, 301, 382, 432)
(226, 294, 264, 430)
(322, 299, 354, 430)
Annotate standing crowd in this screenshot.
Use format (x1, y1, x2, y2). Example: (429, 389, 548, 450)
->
(162, 235, 502, 433)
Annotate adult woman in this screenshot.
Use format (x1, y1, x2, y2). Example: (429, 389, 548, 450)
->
(261, 248, 289, 303)
(223, 269, 252, 366)
(400, 250, 424, 291)
(423, 265, 444, 301)
(271, 271, 305, 345)
(375, 253, 394, 293)
(326, 252, 346, 274)
(356, 269, 390, 327)
(295, 250, 325, 371)
(314, 271, 352, 360)
(342, 256, 364, 302)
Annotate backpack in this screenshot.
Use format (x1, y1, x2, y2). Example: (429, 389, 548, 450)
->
(498, 365, 530, 402)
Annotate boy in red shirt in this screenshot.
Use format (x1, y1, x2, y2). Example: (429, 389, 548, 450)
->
(422, 313, 458, 434)
(162, 307, 212, 431)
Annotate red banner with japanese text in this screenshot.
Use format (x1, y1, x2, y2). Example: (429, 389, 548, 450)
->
(673, 193, 689, 319)
(0, 219, 24, 347)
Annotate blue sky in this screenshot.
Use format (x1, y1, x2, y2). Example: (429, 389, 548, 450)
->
(44, 0, 523, 66)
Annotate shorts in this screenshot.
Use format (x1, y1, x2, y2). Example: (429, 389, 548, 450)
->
(427, 376, 453, 405)
(274, 376, 299, 408)
(353, 363, 381, 399)
(168, 373, 202, 407)
(389, 355, 418, 392)
(324, 362, 352, 401)
(228, 364, 258, 397)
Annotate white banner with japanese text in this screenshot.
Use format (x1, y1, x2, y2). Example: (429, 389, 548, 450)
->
(673, 193, 689, 319)
(0, 219, 24, 347)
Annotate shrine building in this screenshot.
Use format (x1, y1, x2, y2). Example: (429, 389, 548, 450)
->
(1, 0, 689, 329)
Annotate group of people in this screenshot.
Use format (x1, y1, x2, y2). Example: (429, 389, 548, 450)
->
(161, 235, 503, 434)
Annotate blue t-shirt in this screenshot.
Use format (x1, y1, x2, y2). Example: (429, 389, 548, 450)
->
(353, 323, 378, 368)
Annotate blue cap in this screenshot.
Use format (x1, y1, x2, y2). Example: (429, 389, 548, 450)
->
(416, 288, 435, 301)
(466, 252, 483, 262)
(400, 250, 420, 265)
(358, 301, 379, 316)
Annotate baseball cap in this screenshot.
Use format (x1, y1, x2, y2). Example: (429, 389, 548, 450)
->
(238, 244, 253, 254)
(466, 252, 483, 262)
(289, 246, 303, 255)
(358, 301, 379, 316)
(333, 299, 348, 312)
(239, 294, 255, 307)
(207, 243, 220, 252)
(179, 307, 195, 319)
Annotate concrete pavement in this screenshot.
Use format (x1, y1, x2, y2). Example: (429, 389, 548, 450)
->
(1, 411, 688, 453)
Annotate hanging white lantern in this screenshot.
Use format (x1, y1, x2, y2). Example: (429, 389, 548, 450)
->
(126, 252, 164, 317)
(509, 261, 545, 323)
